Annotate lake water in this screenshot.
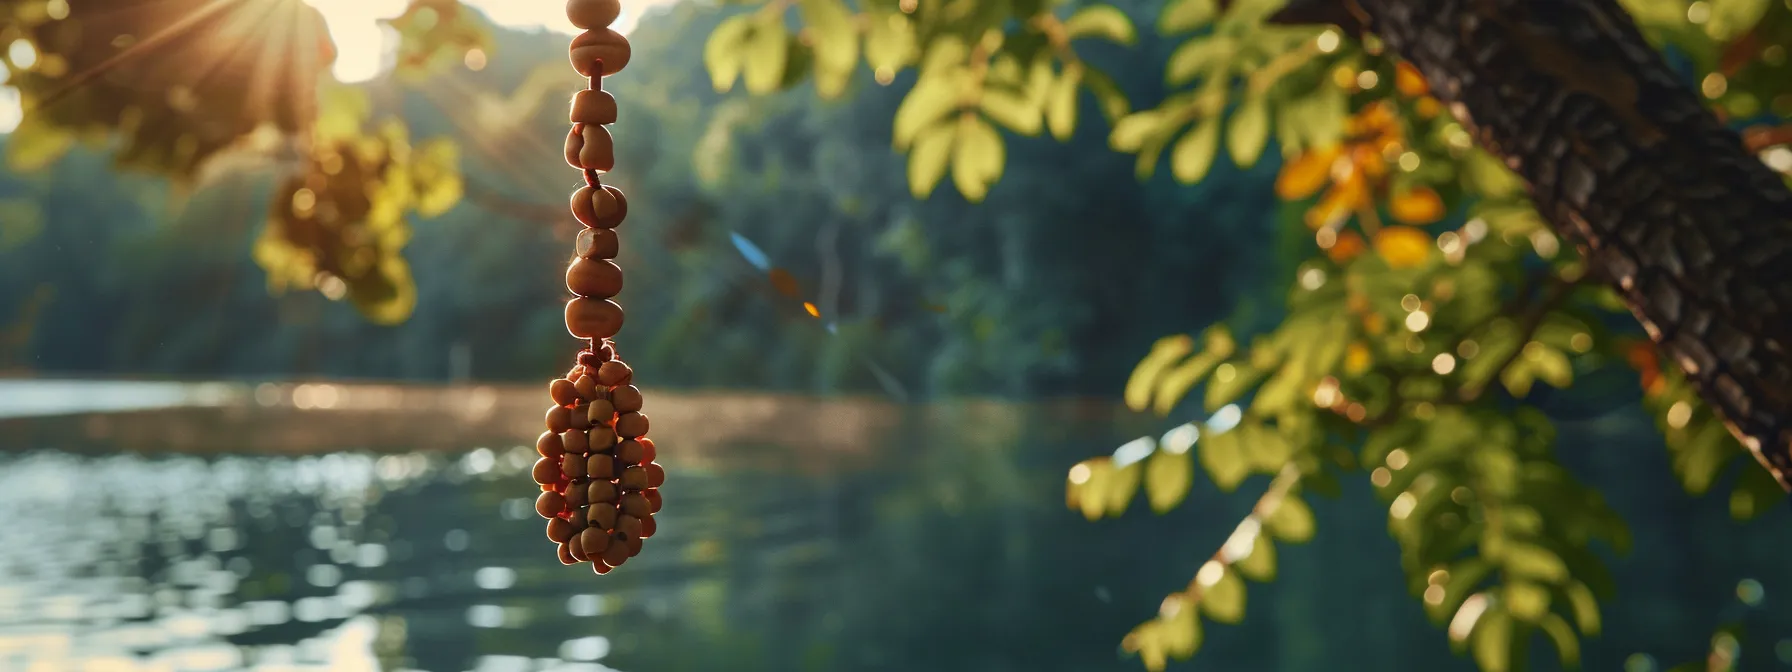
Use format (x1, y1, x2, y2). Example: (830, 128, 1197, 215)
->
(0, 380, 1785, 672)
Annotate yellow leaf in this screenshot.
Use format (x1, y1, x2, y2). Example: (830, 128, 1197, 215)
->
(1170, 116, 1222, 183)
(1390, 185, 1445, 224)
(1145, 449, 1194, 513)
(1373, 225, 1433, 269)
(1235, 536, 1276, 581)
(1326, 230, 1367, 264)
(1125, 334, 1196, 412)
(907, 122, 955, 198)
(1276, 146, 1337, 199)
(951, 115, 1005, 202)
(1504, 582, 1551, 623)
(1198, 567, 1246, 623)
(1265, 495, 1315, 543)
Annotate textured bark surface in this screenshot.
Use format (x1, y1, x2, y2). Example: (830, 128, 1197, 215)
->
(1287, 0, 1792, 488)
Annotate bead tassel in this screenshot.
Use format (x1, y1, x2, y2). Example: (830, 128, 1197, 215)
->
(534, 0, 661, 575)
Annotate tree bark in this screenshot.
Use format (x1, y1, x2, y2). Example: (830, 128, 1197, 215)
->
(1279, 0, 1792, 489)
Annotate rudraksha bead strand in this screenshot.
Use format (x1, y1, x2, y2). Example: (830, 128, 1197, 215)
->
(529, 0, 664, 575)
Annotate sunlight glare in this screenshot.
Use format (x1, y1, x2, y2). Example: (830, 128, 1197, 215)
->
(302, 0, 671, 83)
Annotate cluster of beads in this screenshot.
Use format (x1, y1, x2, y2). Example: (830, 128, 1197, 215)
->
(530, 0, 662, 575)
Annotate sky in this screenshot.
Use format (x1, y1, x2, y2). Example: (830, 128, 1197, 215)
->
(0, 0, 677, 134)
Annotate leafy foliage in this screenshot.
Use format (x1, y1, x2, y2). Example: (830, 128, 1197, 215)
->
(692, 0, 1792, 669)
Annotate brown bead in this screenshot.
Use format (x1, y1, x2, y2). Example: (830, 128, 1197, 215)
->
(623, 533, 643, 557)
(646, 462, 666, 488)
(570, 185, 600, 227)
(569, 89, 618, 124)
(578, 526, 612, 556)
(592, 561, 614, 574)
(610, 385, 643, 412)
(574, 374, 599, 400)
(644, 488, 662, 513)
(561, 429, 588, 456)
(532, 457, 561, 485)
(587, 398, 617, 426)
(546, 405, 573, 433)
(577, 227, 619, 259)
(576, 124, 615, 173)
(557, 542, 578, 565)
(601, 536, 631, 565)
(535, 490, 567, 519)
(566, 482, 591, 508)
(614, 439, 644, 465)
(587, 503, 619, 531)
(565, 297, 625, 339)
(592, 186, 627, 228)
(639, 437, 657, 463)
(616, 514, 643, 539)
(559, 453, 587, 480)
(547, 517, 576, 543)
(588, 425, 618, 452)
(566, 258, 624, 298)
(588, 480, 620, 504)
(597, 360, 633, 387)
(616, 412, 649, 438)
(619, 465, 650, 491)
(568, 534, 591, 562)
(587, 454, 617, 480)
(640, 514, 657, 538)
(549, 378, 579, 406)
(619, 491, 650, 518)
(563, 125, 583, 169)
(566, 0, 622, 29)
(536, 431, 564, 458)
(570, 29, 631, 77)
(570, 404, 594, 431)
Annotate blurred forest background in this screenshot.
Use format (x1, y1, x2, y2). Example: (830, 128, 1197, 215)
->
(2, 0, 1792, 671)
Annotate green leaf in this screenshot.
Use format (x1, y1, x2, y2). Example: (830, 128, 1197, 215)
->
(1235, 536, 1276, 581)
(1159, 0, 1219, 33)
(1080, 67, 1132, 122)
(979, 89, 1043, 136)
(1165, 37, 1235, 86)
(1107, 458, 1143, 517)
(1539, 614, 1582, 668)
(1171, 116, 1222, 183)
(1265, 495, 1315, 542)
(1145, 449, 1195, 513)
(1226, 90, 1270, 167)
(1111, 110, 1174, 153)
(1471, 608, 1514, 672)
(702, 16, 749, 90)
(1046, 64, 1082, 141)
(1504, 581, 1551, 623)
(1204, 361, 1263, 412)
(1198, 429, 1251, 492)
(1062, 5, 1137, 44)
(907, 122, 956, 198)
(1159, 598, 1204, 658)
(1241, 422, 1293, 472)
(799, 0, 859, 99)
(1126, 334, 1196, 411)
(1199, 567, 1247, 623)
(951, 115, 1005, 202)
(1501, 543, 1569, 583)
(1564, 581, 1602, 636)
(741, 18, 792, 94)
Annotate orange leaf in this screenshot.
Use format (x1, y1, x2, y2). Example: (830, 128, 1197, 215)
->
(1326, 229, 1367, 263)
(1390, 185, 1445, 224)
(1344, 342, 1372, 374)
(1306, 176, 1368, 229)
(1395, 62, 1429, 98)
(1373, 226, 1433, 269)
(1276, 145, 1339, 200)
(1415, 96, 1441, 120)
